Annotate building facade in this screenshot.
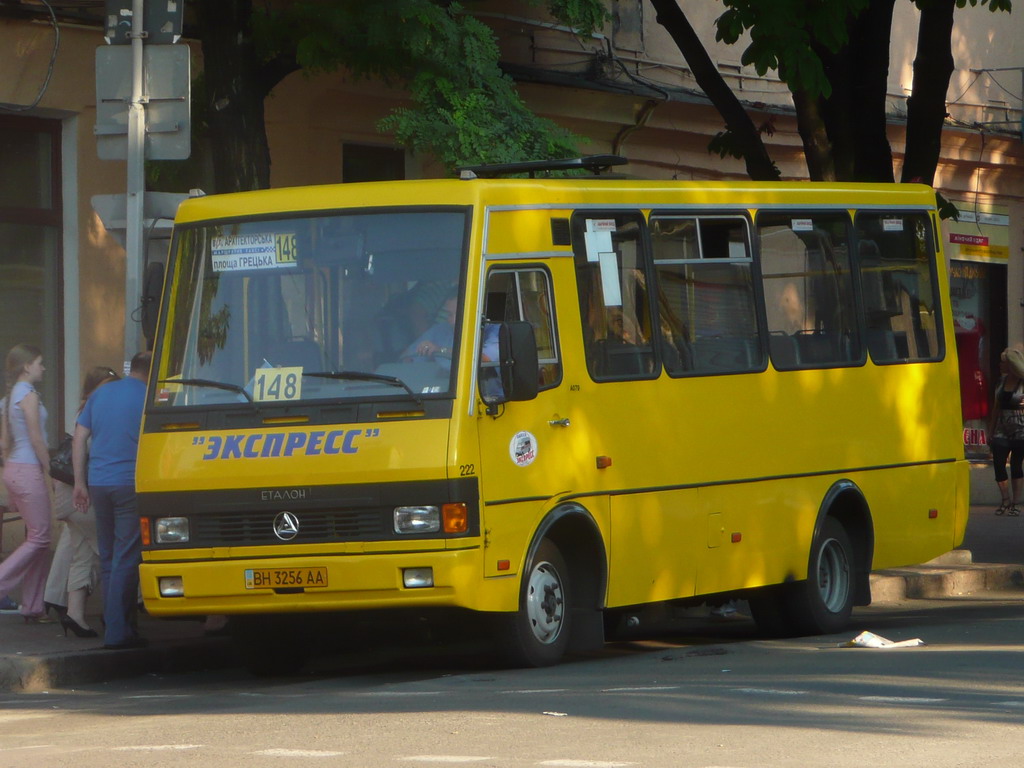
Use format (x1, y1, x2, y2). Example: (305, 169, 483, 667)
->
(0, 0, 1021, 455)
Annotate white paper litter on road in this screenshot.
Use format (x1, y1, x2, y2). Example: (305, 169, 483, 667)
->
(842, 630, 925, 648)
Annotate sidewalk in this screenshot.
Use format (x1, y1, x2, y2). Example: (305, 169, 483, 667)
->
(1, 503, 1023, 693)
(0, 612, 234, 693)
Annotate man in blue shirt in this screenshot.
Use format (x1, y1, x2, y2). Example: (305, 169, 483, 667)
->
(72, 351, 150, 649)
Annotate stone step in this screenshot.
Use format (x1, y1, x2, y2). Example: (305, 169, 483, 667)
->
(870, 559, 1024, 603)
(925, 549, 974, 566)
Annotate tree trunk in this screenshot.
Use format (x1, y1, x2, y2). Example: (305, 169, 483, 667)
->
(901, 0, 955, 184)
(195, 0, 278, 192)
(816, 42, 855, 181)
(850, 0, 896, 182)
(648, 0, 779, 180)
(792, 88, 835, 181)
(816, 0, 895, 182)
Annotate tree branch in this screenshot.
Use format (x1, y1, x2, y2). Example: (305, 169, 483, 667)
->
(648, 0, 779, 180)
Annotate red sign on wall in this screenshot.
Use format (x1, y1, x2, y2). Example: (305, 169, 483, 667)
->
(950, 233, 989, 246)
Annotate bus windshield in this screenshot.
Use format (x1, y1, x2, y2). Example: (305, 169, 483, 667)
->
(153, 209, 468, 408)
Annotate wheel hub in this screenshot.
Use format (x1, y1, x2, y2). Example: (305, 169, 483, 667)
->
(817, 537, 851, 613)
(527, 562, 564, 644)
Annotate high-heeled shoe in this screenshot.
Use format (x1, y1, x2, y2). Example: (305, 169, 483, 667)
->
(60, 615, 98, 638)
(44, 601, 67, 620)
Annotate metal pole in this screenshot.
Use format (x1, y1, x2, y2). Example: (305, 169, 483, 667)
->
(124, 0, 146, 364)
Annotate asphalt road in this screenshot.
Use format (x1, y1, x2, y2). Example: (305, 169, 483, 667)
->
(2, 589, 1023, 768)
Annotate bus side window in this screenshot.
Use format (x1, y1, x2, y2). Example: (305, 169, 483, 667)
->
(649, 215, 761, 376)
(855, 213, 942, 363)
(571, 213, 657, 381)
(482, 268, 561, 391)
(758, 212, 861, 369)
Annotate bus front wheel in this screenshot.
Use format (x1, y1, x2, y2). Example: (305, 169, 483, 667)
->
(497, 539, 572, 667)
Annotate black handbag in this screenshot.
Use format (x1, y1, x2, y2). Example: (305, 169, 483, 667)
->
(49, 432, 75, 486)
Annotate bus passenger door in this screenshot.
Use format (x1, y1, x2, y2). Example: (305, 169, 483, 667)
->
(474, 265, 593, 577)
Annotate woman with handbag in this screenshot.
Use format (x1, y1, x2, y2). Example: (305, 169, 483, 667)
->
(0, 343, 53, 621)
(43, 366, 120, 637)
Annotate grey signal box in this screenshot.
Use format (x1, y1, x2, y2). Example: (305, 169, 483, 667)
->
(104, 0, 183, 45)
(95, 44, 191, 160)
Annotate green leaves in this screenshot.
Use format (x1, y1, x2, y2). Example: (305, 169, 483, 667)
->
(935, 191, 961, 221)
(717, 0, 1010, 101)
(541, 0, 611, 33)
(715, 0, 869, 99)
(249, 0, 594, 170)
(948, 0, 1011, 11)
(380, 70, 579, 171)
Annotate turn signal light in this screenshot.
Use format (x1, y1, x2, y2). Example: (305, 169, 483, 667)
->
(140, 517, 151, 546)
(443, 503, 468, 533)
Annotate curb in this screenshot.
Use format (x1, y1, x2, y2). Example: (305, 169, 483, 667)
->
(869, 549, 1024, 603)
(869, 563, 1024, 602)
(0, 636, 234, 693)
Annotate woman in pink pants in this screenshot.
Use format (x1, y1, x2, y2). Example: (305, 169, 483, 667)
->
(0, 343, 53, 621)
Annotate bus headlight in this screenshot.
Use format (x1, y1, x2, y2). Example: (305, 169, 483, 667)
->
(155, 517, 190, 543)
(394, 506, 440, 534)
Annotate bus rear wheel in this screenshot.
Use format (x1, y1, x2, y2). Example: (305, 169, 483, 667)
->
(750, 517, 855, 637)
(792, 516, 855, 635)
(497, 539, 572, 667)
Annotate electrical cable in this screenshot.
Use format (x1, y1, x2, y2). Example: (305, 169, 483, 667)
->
(604, 38, 670, 102)
(0, 0, 60, 113)
(986, 71, 1022, 102)
(947, 70, 983, 106)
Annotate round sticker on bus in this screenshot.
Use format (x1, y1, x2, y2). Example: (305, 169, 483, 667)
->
(510, 431, 538, 467)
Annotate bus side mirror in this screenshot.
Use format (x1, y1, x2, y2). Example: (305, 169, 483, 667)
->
(499, 321, 539, 402)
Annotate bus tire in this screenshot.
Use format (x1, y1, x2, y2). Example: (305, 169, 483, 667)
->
(789, 517, 855, 635)
(498, 539, 572, 667)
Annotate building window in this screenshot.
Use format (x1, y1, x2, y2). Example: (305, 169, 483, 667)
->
(341, 143, 405, 183)
(0, 115, 62, 440)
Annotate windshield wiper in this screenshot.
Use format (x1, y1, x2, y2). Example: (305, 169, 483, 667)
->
(159, 378, 255, 405)
(303, 370, 423, 407)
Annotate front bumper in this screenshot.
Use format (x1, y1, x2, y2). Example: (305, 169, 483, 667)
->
(139, 545, 517, 616)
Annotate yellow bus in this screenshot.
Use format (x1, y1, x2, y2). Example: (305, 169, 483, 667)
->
(138, 157, 967, 669)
